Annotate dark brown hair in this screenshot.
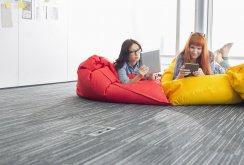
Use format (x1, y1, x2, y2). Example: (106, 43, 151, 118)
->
(114, 39, 142, 70)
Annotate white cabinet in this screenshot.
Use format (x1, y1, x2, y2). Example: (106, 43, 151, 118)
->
(0, 6, 19, 88)
(0, 0, 68, 88)
(18, 0, 68, 86)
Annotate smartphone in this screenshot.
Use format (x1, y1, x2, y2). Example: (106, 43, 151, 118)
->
(184, 63, 199, 72)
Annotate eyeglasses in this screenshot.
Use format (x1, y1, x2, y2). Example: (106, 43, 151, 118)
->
(191, 32, 205, 37)
(129, 49, 142, 55)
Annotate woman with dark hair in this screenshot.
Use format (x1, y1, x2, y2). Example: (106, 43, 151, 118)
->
(114, 39, 156, 84)
(173, 32, 232, 80)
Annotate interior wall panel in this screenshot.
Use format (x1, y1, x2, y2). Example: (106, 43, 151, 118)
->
(0, 5, 19, 88)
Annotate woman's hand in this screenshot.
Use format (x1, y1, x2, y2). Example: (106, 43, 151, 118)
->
(192, 68, 205, 77)
(149, 73, 161, 80)
(176, 65, 191, 79)
(129, 65, 149, 83)
(138, 65, 149, 77)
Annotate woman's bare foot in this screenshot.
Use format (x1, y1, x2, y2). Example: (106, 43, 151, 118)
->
(219, 43, 234, 57)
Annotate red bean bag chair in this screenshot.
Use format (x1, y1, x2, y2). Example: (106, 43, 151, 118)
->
(76, 55, 170, 105)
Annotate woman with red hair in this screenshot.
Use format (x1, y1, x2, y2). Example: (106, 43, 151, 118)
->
(173, 32, 232, 80)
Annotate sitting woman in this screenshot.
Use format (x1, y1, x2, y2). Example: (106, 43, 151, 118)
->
(173, 32, 233, 79)
(114, 39, 157, 83)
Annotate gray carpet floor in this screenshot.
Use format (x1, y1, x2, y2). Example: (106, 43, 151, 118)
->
(0, 82, 243, 165)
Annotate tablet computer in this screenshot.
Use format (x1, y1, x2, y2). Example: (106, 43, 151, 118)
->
(185, 63, 199, 72)
(140, 50, 161, 73)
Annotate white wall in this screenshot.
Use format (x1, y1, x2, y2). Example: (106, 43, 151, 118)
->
(19, 0, 68, 85)
(0, 0, 135, 88)
(0, 0, 177, 88)
(0, 4, 19, 88)
(0, 0, 68, 88)
(67, 0, 134, 80)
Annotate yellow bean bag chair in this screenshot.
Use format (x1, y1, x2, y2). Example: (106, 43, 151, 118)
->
(226, 63, 244, 100)
(161, 59, 242, 105)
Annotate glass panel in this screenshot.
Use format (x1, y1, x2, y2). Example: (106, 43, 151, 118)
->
(179, 0, 195, 54)
(131, 0, 177, 55)
(213, 0, 244, 65)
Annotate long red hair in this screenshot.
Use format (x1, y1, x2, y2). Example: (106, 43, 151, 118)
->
(179, 32, 211, 75)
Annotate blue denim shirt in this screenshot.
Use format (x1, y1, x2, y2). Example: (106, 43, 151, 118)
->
(173, 52, 225, 79)
(117, 62, 140, 83)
